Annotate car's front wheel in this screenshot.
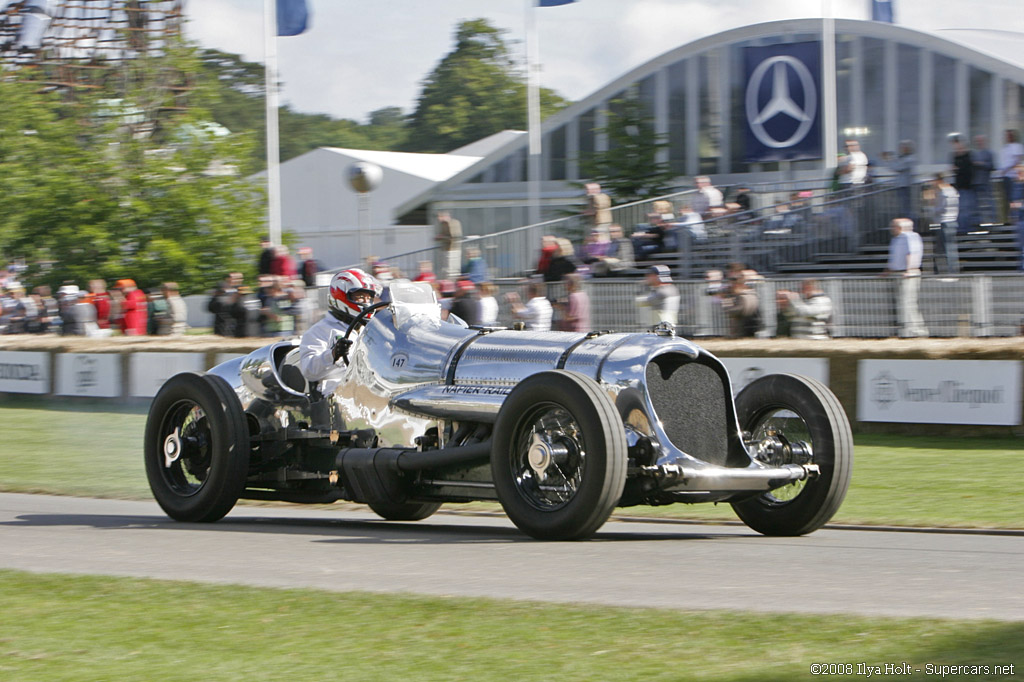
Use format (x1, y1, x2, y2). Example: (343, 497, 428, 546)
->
(491, 370, 627, 540)
(144, 372, 250, 522)
(730, 373, 853, 536)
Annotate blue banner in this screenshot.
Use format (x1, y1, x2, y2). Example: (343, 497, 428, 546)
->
(277, 0, 309, 36)
(537, 0, 575, 6)
(743, 41, 822, 163)
(871, 0, 895, 23)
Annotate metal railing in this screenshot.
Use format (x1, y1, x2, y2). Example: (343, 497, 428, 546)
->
(421, 273, 1024, 339)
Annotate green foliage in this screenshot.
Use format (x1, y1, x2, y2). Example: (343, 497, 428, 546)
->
(404, 19, 569, 153)
(581, 87, 678, 204)
(196, 49, 409, 171)
(0, 67, 265, 295)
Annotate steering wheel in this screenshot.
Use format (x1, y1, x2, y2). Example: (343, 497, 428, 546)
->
(338, 301, 388, 365)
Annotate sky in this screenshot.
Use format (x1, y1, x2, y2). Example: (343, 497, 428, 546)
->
(184, 0, 1024, 123)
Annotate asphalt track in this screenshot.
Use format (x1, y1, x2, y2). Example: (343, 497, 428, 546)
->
(2, 493, 1022, 622)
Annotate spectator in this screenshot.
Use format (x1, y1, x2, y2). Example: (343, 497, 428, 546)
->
(232, 285, 263, 338)
(297, 247, 323, 288)
(632, 212, 671, 260)
(413, 260, 437, 283)
(478, 281, 499, 326)
(728, 186, 752, 214)
(436, 211, 463, 280)
(675, 203, 707, 242)
(949, 134, 974, 234)
(288, 280, 315, 335)
(436, 280, 456, 313)
(971, 134, 995, 226)
(462, 246, 489, 284)
(556, 273, 591, 332)
(163, 282, 188, 336)
(719, 274, 761, 338)
(776, 279, 832, 340)
(582, 182, 612, 238)
(837, 139, 869, 188)
(34, 285, 58, 333)
(691, 176, 724, 219)
(535, 235, 559, 277)
(116, 279, 147, 336)
(925, 173, 959, 274)
(269, 245, 297, 279)
(147, 286, 170, 335)
(505, 281, 553, 331)
(591, 224, 635, 277)
(262, 278, 295, 338)
(580, 228, 611, 265)
(999, 129, 1024, 224)
(544, 239, 579, 283)
(449, 279, 482, 326)
(58, 286, 98, 336)
(85, 279, 111, 330)
(892, 139, 917, 219)
(208, 272, 241, 337)
(257, 238, 275, 275)
(636, 265, 680, 328)
(1010, 163, 1024, 270)
(885, 217, 928, 338)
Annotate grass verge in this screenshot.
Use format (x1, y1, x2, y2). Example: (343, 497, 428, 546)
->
(1, 399, 1022, 529)
(0, 569, 1021, 682)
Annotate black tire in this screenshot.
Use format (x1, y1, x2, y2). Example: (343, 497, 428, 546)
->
(730, 373, 853, 536)
(367, 500, 442, 521)
(491, 370, 627, 540)
(144, 372, 250, 522)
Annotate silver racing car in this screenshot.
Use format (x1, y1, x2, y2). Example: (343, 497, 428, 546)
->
(145, 281, 852, 540)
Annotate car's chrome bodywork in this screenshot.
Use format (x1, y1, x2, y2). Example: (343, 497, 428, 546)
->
(210, 282, 815, 503)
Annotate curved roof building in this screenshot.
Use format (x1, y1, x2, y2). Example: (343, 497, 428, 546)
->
(413, 18, 1024, 235)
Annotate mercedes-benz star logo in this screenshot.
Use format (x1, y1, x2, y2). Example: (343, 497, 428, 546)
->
(745, 55, 817, 149)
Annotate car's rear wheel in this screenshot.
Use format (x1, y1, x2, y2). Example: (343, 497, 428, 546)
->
(367, 500, 442, 521)
(144, 372, 250, 522)
(491, 371, 627, 540)
(730, 373, 853, 536)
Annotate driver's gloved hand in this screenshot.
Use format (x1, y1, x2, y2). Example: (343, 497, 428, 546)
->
(332, 337, 352, 363)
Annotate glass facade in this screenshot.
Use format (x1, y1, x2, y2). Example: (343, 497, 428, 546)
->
(460, 23, 1024, 198)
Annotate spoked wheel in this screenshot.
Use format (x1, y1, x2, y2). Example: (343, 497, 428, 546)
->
(367, 500, 442, 521)
(730, 373, 853, 536)
(492, 371, 627, 540)
(144, 373, 250, 522)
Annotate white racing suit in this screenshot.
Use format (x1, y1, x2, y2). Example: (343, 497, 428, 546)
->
(298, 313, 358, 396)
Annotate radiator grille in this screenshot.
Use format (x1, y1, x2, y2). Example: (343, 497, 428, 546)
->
(645, 357, 730, 466)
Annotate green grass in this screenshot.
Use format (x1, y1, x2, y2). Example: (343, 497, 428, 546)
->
(0, 570, 1020, 682)
(1, 399, 1022, 529)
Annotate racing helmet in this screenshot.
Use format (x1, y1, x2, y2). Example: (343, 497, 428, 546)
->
(328, 268, 381, 319)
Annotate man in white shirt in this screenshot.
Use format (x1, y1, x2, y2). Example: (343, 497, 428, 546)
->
(885, 218, 928, 338)
(838, 139, 869, 187)
(505, 281, 552, 331)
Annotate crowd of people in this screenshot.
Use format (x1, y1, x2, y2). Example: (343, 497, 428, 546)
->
(0, 275, 188, 337)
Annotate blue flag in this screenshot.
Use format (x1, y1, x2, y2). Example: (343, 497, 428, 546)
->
(871, 0, 895, 23)
(277, 0, 309, 36)
(537, 0, 575, 6)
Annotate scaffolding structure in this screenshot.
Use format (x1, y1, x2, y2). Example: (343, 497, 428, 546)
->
(0, 0, 189, 120)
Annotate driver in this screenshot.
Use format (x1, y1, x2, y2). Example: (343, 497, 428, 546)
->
(298, 268, 382, 394)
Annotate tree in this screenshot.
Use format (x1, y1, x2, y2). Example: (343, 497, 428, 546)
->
(581, 87, 678, 204)
(0, 69, 266, 295)
(404, 19, 568, 153)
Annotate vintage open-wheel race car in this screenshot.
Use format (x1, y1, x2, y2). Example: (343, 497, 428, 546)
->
(144, 281, 852, 540)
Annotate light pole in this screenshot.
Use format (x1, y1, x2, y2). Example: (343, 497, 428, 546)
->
(347, 161, 383, 265)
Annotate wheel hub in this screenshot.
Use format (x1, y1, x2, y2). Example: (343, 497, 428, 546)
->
(163, 428, 182, 468)
(527, 430, 572, 482)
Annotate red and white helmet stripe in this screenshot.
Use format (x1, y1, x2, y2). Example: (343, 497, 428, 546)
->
(328, 268, 381, 316)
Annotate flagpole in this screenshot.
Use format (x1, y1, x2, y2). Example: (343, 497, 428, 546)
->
(525, 0, 542, 227)
(264, 0, 283, 247)
(822, 0, 838, 173)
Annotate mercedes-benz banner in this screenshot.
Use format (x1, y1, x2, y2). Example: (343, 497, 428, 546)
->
(744, 41, 822, 162)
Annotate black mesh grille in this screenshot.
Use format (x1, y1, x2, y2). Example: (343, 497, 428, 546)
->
(645, 357, 730, 466)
